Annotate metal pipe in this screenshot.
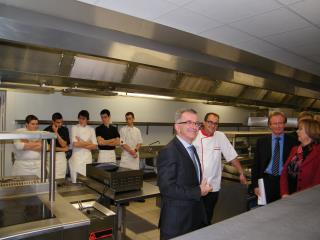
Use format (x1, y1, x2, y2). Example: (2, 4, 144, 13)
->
(49, 138, 56, 202)
(40, 139, 47, 182)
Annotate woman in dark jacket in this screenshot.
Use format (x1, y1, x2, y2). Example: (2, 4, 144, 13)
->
(280, 119, 320, 197)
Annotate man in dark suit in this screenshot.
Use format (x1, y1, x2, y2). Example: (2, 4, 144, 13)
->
(252, 111, 298, 203)
(157, 108, 212, 240)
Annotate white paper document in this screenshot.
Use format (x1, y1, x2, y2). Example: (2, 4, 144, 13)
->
(258, 178, 267, 205)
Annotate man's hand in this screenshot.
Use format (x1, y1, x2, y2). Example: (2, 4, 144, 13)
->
(239, 173, 247, 185)
(254, 187, 260, 197)
(129, 149, 137, 158)
(52, 124, 58, 133)
(97, 136, 105, 145)
(200, 178, 212, 196)
(282, 194, 289, 198)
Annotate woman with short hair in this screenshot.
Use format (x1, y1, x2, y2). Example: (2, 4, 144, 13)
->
(280, 119, 320, 197)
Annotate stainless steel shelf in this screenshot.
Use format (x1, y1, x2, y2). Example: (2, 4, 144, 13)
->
(0, 130, 57, 202)
(0, 131, 56, 140)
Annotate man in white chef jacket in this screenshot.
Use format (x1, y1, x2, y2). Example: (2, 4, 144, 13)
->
(12, 115, 42, 177)
(69, 110, 97, 183)
(119, 112, 143, 170)
(193, 112, 247, 225)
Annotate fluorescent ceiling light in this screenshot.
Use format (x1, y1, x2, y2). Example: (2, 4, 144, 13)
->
(116, 91, 174, 100)
(0, 82, 55, 93)
(62, 88, 118, 97)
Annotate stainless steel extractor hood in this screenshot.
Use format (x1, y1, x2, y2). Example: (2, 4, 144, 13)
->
(0, 0, 320, 110)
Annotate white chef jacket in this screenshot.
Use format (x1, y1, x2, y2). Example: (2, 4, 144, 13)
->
(193, 129, 237, 192)
(119, 125, 143, 169)
(69, 124, 97, 183)
(12, 128, 42, 177)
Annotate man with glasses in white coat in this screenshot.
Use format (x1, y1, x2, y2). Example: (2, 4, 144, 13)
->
(193, 112, 247, 225)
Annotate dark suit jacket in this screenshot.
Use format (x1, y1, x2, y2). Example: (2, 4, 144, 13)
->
(157, 137, 207, 240)
(252, 133, 298, 189)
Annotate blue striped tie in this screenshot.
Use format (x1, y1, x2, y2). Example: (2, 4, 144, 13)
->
(272, 137, 281, 175)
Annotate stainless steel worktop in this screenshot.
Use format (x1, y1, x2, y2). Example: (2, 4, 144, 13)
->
(0, 186, 90, 240)
(174, 185, 320, 240)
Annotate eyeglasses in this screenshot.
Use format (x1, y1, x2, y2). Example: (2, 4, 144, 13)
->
(206, 121, 219, 126)
(270, 122, 285, 126)
(176, 121, 202, 128)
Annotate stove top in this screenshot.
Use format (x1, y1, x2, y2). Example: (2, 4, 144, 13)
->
(0, 195, 55, 228)
(0, 175, 41, 188)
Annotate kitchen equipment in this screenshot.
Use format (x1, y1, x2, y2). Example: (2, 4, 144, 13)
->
(0, 195, 55, 228)
(86, 163, 143, 194)
(71, 200, 115, 240)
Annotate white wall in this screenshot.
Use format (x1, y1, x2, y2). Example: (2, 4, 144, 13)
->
(4, 90, 251, 175)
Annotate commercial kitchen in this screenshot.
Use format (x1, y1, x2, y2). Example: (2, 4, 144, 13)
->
(0, 0, 320, 240)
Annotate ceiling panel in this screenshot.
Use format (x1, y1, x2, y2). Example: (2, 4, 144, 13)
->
(94, 0, 178, 20)
(309, 55, 320, 63)
(289, 42, 320, 56)
(184, 0, 281, 24)
(230, 7, 310, 37)
(166, 0, 193, 6)
(263, 26, 320, 49)
(276, 0, 304, 5)
(233, 39, 279, 55)
(77, 0, 99, 4)
(289, 0, 320, 25)
(154, 7, 220, 34)
(199, 26, 256, 46)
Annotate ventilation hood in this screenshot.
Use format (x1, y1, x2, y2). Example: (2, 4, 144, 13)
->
(0, 1, 320, 110)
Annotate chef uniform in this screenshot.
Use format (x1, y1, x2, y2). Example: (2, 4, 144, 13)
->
(69, 124, 97, 183)
(193, 129, 237, 192)
(44, 125, 70, 179)
(95, 124, 120, 163)
(119, 125, 143, 169)
(12, 128, 42, 177)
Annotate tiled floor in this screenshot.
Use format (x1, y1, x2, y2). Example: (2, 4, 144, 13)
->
(125, 197, 160, 240)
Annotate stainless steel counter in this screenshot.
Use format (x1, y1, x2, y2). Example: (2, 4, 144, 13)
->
(0, 185, 90, 240)
(174, 185, 320, 240)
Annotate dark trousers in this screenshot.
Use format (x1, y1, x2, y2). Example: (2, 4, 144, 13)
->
(202, 191, 219, 225)
(263, 173, 280, 203)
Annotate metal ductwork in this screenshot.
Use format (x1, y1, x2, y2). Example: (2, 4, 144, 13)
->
(0, 1, 320, 110)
